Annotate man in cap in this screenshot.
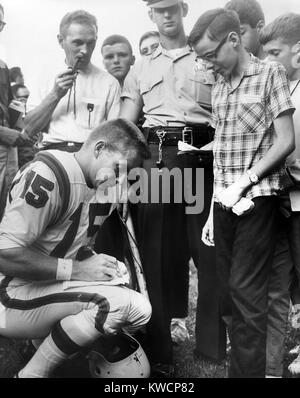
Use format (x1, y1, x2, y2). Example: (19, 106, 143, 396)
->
(120, 0, 226, 376)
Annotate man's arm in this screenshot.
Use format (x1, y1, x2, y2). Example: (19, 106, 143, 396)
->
(0, 126, 27, 146)
(120, 98, 142, 124)
(24, 69, 76, 138)
(0, 247, 118, 282)
(106, 80, 121, 120)
(241, 112, 295, 183)
(119, 64, 144, 123)
(218, 112, 295, 209)
(202, 192, 215, 247)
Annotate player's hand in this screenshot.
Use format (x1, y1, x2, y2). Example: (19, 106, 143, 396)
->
(52, 69, 77, 99)
(216, 182, 245, 211)
(73, 253, 120, 282)
(202, 215, 214, 247)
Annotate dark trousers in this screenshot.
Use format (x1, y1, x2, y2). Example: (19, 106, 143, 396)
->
(266, 216, 292, 377)
(137, 145, 190, 363)
(214, 197, 278, 378)
(186, 153, 226, 361)
(287, 212, 300, 295)
(138, 145, 226, 364)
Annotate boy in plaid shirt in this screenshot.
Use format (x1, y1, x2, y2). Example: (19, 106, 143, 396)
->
(189, 8, 295, 377)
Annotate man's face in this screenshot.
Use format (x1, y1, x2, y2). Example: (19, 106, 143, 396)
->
(140, 36, 160, 56)
(193, 31, 237, 78)
(263, 38, 297, 79)
(102, 43, 134, 83)
(92, 149, 126, 190)
(15, 87, 30, 104)
(58, 22, 97, 69)
(149, 3, 186, 37)
(90, 145, 139, 190)
(240, 23, 260, 56)
(15, 74, 25, 86)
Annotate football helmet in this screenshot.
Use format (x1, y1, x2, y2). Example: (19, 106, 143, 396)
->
(87, 332, 150, 378)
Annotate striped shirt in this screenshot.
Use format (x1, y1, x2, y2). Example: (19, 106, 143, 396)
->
(211, 55, 295, 200)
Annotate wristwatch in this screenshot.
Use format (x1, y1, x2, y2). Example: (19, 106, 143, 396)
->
(246, 170, 259, 184)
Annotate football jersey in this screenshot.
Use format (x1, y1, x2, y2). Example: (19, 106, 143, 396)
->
(0, 150, 117, 283)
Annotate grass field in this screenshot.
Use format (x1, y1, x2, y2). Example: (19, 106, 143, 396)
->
(0, 262, 299, 378)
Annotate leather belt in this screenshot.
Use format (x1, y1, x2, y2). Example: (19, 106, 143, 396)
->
(144, 125, 214, 147)
(41, 141, 83, 151)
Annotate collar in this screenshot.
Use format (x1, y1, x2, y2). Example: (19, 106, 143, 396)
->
(152, 43, 193, 61)
(217, 53, 261, 85)
(243, 54, 261, 77)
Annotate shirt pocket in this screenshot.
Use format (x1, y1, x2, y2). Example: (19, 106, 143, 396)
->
(140, 75, 163, 112)
(76, 97, 106, 129)
(237, 101, 265, 133)
(190, 70, 214, 109)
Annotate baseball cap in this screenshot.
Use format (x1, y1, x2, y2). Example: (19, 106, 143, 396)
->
(143, 0, 181, 8)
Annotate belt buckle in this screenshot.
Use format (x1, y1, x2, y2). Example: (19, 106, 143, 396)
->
(156, 129, 166, 142)
(182, 127, 193, 146)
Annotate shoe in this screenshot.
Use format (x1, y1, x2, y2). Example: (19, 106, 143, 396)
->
(288, 354, 300, 375)
(151, 363, 175, 378)
(170, 318, 190, 345)
(289, 345, 300, 356)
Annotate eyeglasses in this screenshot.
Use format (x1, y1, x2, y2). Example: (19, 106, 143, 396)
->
(0, 21, 6, 32)
(16, 96, 29, 103)
(199, 34, 229, 62)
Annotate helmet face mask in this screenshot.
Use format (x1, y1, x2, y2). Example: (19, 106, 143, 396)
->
(87, 333, 150, 378)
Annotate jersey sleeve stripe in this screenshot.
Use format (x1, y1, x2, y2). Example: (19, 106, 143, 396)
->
(34, 152, 71, 226)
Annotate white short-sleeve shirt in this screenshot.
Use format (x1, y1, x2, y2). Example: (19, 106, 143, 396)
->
(29, 63, 121, 146)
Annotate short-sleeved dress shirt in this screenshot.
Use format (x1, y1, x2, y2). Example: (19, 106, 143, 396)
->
(122, 44, 214, 127)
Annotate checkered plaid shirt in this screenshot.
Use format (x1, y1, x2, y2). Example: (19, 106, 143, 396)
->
(211, 55, 295, 200)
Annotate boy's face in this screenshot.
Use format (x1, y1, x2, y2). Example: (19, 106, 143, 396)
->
(140, 36, 160, 56)
(193, 31, 238, 78)
(263, 38, 297, 79)
(15, 87, 30, 104)
(102, 43, 134, 83)
(240, 23, 261, 56)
